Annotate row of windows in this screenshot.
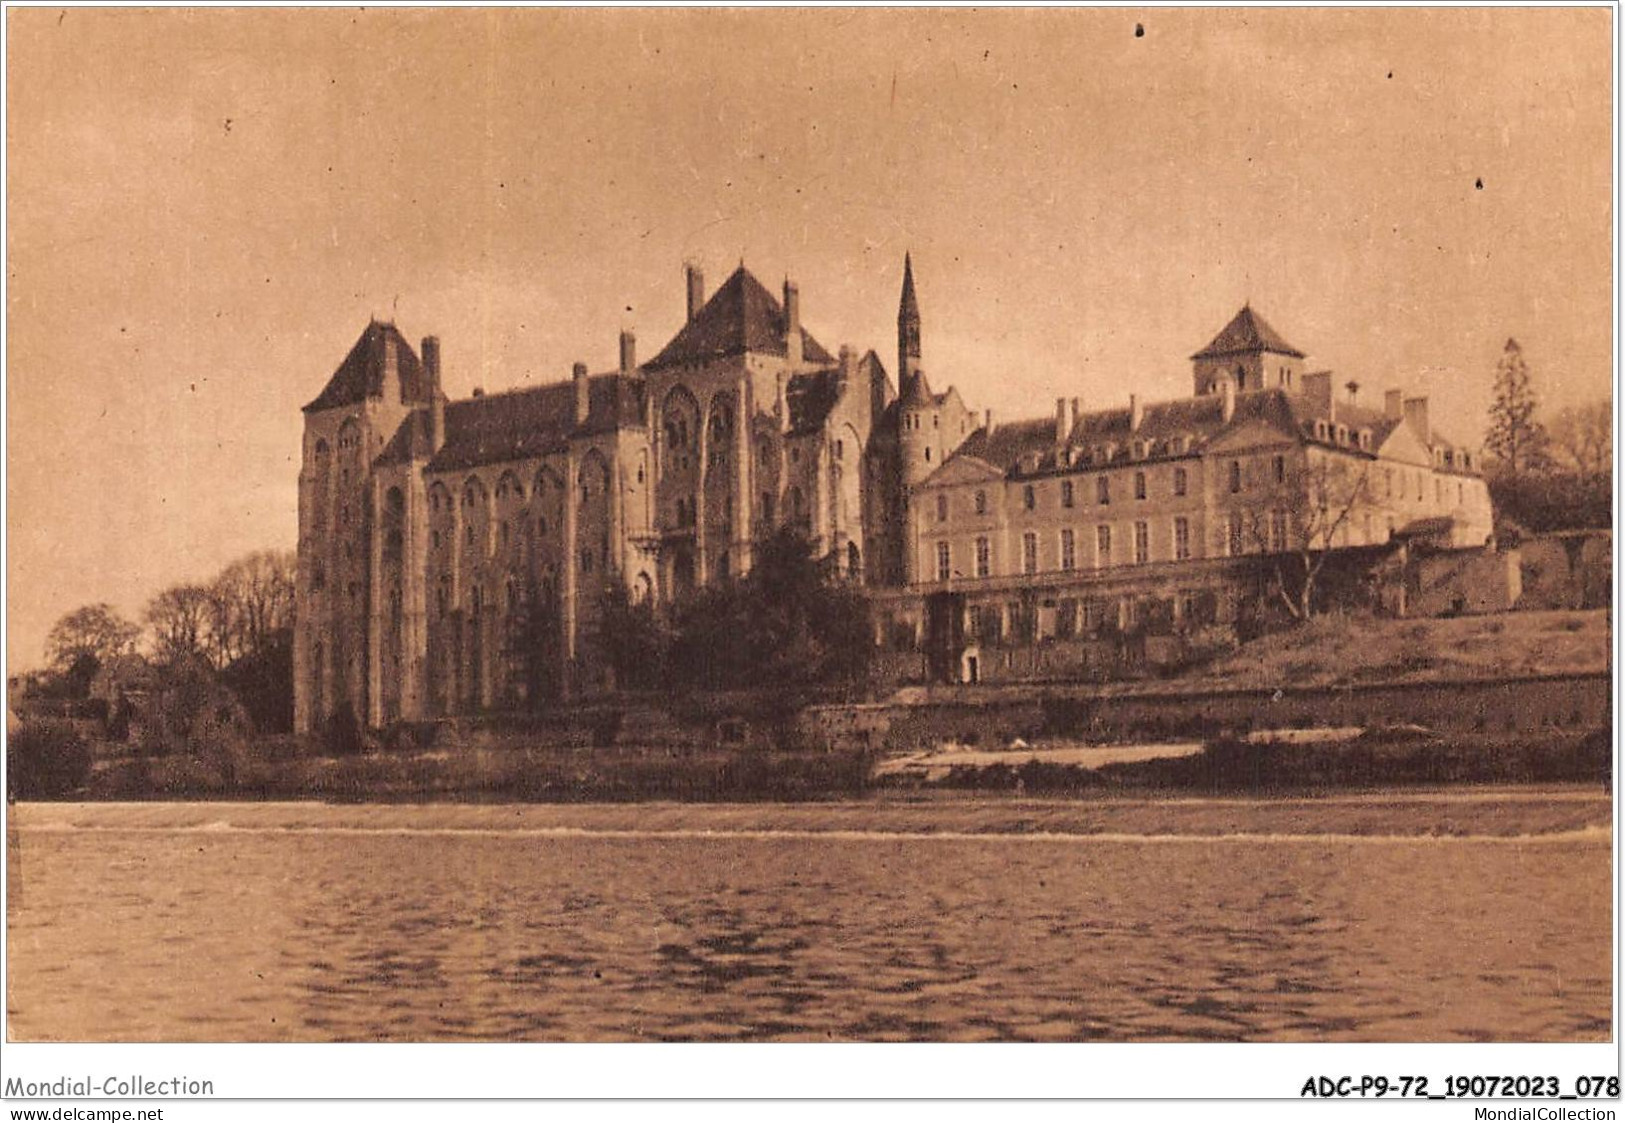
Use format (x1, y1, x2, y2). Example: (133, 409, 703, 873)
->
(929, 501, 1392, 582)
(425, 462, 631, 516)
(933, 517, 1197, 580)
(1311, 420, 1373, 451)
(934, 467, 1196, 524)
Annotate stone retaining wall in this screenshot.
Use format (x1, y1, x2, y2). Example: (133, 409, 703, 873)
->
(802, 673, 1611, 751)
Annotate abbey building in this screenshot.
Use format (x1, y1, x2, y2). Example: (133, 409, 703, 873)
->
(294, 257, 1493, 730)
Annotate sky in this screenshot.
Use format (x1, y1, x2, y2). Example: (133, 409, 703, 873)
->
(6, 6, 1614, 671)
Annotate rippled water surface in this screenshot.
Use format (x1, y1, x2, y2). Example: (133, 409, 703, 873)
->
(6, 795, 1611, 1041)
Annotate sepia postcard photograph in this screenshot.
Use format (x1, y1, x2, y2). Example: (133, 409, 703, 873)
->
(1, 3, 1616, 1111)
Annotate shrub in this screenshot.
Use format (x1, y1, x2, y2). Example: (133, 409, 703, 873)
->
(321, 701, 364, 756)
(381, 720, 438, 753)
(8, 720, 93, 799)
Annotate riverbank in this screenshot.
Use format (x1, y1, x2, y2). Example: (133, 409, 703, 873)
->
(9, 785, 1612, 839)
(48, 724, 1612, 803)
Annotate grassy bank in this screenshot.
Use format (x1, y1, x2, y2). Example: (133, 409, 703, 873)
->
(1181, 609, 1609, 691)
(84, 740, 874, 803)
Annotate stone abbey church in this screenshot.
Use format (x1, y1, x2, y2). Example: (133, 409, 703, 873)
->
(294, 257, 1493, 731)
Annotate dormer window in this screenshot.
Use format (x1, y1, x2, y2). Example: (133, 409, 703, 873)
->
(1314, 420, 1329, 441)
(1335, 424, 1349, 445)
(1358, 429, 1372, 451)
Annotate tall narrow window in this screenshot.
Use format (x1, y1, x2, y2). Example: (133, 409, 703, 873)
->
(1228, 512, 1246, 556)
(936, 541, 952, 582)
(1173, 467, 1187, 497)
(1134, 471, 1147, 500)
(1134, 521, 1149, 564)
(1096, 525, 1112, 567)
(1023, 484, 1036, 511)
(1229, 460, 1243, 494)
(1270, 510, 1287, 553)
(1273, 454, 1286, 484)
(974, 490, 988, 516)
(1022, 532, 1039, 575)
(937, 493, 949, 522)
(1061, 480, 1075, 508)
(975, 536, 991, 578)
(1174, 517, 1190, 560)
(1060, 528, 1076, 571)
(1097, 476, 1110, 505)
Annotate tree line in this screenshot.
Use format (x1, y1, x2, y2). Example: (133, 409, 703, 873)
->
(29, 549, 295, 731)
(1485, 338, 1610, 535)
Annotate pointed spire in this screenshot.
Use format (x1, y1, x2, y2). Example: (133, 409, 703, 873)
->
(897, 252, 921, 381)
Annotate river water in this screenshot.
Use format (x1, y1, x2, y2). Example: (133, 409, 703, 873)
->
(5, 793, 1611, 1042)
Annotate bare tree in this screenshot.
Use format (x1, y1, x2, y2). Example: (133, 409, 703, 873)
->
(45, 603, 141, 673)
(1548, 399, 1611, 478)
(1237, 453, 1373, 620)
(145, 584, 214, 666)
(205, 549, 296, 667)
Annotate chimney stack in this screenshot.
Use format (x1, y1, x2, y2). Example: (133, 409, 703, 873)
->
(1055, 398, 1069, 445)
(1403, 396, 1431, 442)
(619, 330, 636, 374)
(685, 264, 704, 323)
(1302, 370, 1333, 417)
(838, 344, 855, 386)
(573, 362, 590, 427)
(1220, 378, 1236, 424)
(775, 371, 789, 434)
(381, 329, 399, 390)
(1385, 389, 1404, 420)
(1069, 397, 1081, 433)
(985, 408, 996, 435)
(784, 279, 802, 367)
(1129, 394, 1144, 432)
(421, 336, 441, 388)
(422, 335, 444, 452)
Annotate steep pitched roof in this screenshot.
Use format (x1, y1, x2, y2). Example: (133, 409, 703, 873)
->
(645, 265, 834, 370)
(899, 370, 936, 407)
(1191, 306, 1306, 360)
(951, 418, 1057, 472)
(899, 252, 920, 327)
(938, 387, 1404, 479)
(304, 320, 433, 412)
(421, 374, 646, 472)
